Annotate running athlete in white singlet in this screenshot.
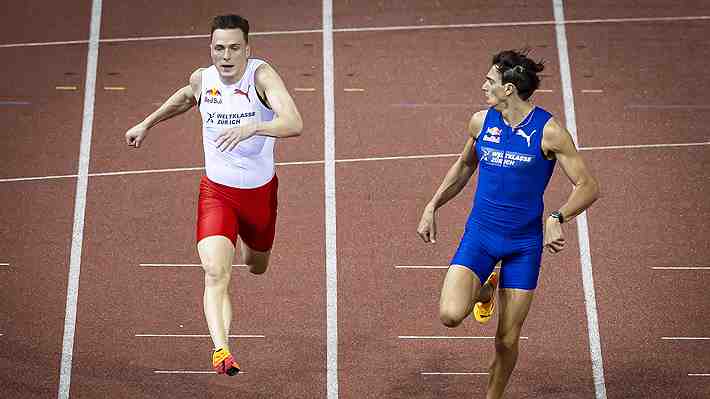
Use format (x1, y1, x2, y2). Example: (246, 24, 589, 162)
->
(124, 14, 303, 376)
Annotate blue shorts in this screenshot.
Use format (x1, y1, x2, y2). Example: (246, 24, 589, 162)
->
(450, 221, 543, 290)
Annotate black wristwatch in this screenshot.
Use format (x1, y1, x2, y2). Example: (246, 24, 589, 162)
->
(550, 211, 564, 224)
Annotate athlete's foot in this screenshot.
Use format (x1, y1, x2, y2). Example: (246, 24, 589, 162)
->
(473, 272, 499, 324)
(212, 347, 241, 376)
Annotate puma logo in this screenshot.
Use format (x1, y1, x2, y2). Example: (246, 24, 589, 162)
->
(234, 86, 250, 102)
(206, 112, 215, 123)
(515, 129, 536, 147)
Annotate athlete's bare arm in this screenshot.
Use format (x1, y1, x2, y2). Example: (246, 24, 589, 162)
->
(541, 118, 600, 252)
(214, 64, 303, 151)
(125, 68, 203, 148)
(417, 110, 485, 243)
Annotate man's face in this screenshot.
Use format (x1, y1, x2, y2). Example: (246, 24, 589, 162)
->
(481, 65, 512, 107)
(210, 29, 250, 82)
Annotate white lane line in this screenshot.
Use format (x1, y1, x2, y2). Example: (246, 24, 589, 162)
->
(579, 142, 710, 151)
(554, 2, 607, 399)
(421, 372, 489, 376)
(336, 153, 459, 163)
(90, 166, 205, 177)
(0, 262, 9, 266)
(536, 89, 554, 93)
(0, 174, 78, 183)
(4, 15, 710, 49)
(58, 1, 101, 398)
(399, 336, 529, 340)
(139, 263, 247, 268)
(55, 86, 78, 91)
(582, 89, 603, 93)
(4, 139, 708, 184)
(136, 334, 264, 338)
(294, 88, 316, 92)
(661, 337, 710, 340)
(344, 88, 365, 92)
(153, 370, 247, 374)
(627, 104, 710, 109)
(323, 1, 339, 398)
(391, 103, 474, 108)
(652, 267, 710, 270)
(0, 101, 31, 106)
(395, 265, 449, 269)
(689, 373, 710, 376)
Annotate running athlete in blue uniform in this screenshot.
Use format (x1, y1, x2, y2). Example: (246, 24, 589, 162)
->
(417, 49, 600, 399)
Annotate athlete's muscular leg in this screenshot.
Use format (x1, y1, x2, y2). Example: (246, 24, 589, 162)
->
(240, 240, 271, 275)
(439, 265, 483, 327)
(486, 288, 534, 399)
(198, 235, 235, 351)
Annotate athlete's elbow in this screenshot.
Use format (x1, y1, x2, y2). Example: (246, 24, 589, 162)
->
(588, 177, 601, 204)
(288, 116, 303, 137)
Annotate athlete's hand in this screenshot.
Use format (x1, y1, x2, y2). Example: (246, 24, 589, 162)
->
(417, 205, 438, 243)
(125, 123, 149, 148)
(544, 216, 566, 253)
(215, 124, 258, 152)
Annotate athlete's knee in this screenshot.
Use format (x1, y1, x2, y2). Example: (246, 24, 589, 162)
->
(248, 261, 268, 275)
(202, 260, 229, 286)
(495, 331, 520, 353)
(439, 307, 465, 328)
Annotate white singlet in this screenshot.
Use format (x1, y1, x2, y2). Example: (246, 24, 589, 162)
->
(198, 59, 276, 188)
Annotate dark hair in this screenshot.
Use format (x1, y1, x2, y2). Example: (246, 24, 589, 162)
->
(210, 15, 250, 42)
(492, 49, 545, 101)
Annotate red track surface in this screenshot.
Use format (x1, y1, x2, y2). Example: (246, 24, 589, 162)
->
(1, 1, 709, 398)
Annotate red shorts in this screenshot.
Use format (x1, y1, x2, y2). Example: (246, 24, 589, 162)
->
(196, 175, 278, 251)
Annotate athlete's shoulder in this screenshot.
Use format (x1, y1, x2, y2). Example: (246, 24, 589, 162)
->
(541, 116, 575, 153)
(468, 109, 489, 139)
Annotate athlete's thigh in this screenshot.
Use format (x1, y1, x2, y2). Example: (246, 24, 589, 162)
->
(440, 265, 482, 314)
(496, 288, 535, 337)
(499, 235, 543, 290)
(237, 175, 278, 252)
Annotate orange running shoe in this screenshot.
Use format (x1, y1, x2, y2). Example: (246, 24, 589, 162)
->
(473, 271, 499, 324)
(212, 348, 240, 376)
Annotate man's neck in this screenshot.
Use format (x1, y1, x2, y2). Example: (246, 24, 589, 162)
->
(499, 100, 534, 127)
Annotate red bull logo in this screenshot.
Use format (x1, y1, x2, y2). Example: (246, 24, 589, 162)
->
(206, 87, 222, 97)
(204, 87, 223, 104)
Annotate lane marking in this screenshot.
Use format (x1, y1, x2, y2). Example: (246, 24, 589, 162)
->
(582, 89, 604, 93)
(136, 334, 264, 338)
(390, 103, 473, 108)
(580, 142, 710, 151)
(3, 140, 709, 184)
(554, 2, 607, 398)
(399, 336, 528, 340)
(294, 88, 316, 92)
(0, 101, 31, 106)
(153, 370, 247, 374)
(103, 86, 126, 91)
(55, 86, 78, 91)
(323, 1, 339, 398)
(421, 372, 489, 376)
(0, 262, 9, 266)
(661, 337, 710, 340)
(627, 104, 710, 109)
(336, 153, 459, 163)
(58, 1, 102, 398)
(536, 89, 554, 93)
(344, 88, 365, 92)
(688, 374, 710, 376)
(139, 263, 247, 268)
(395, 265, 502, 270)
(3, 15, 710, 49)
(652, 267, 710, 270)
